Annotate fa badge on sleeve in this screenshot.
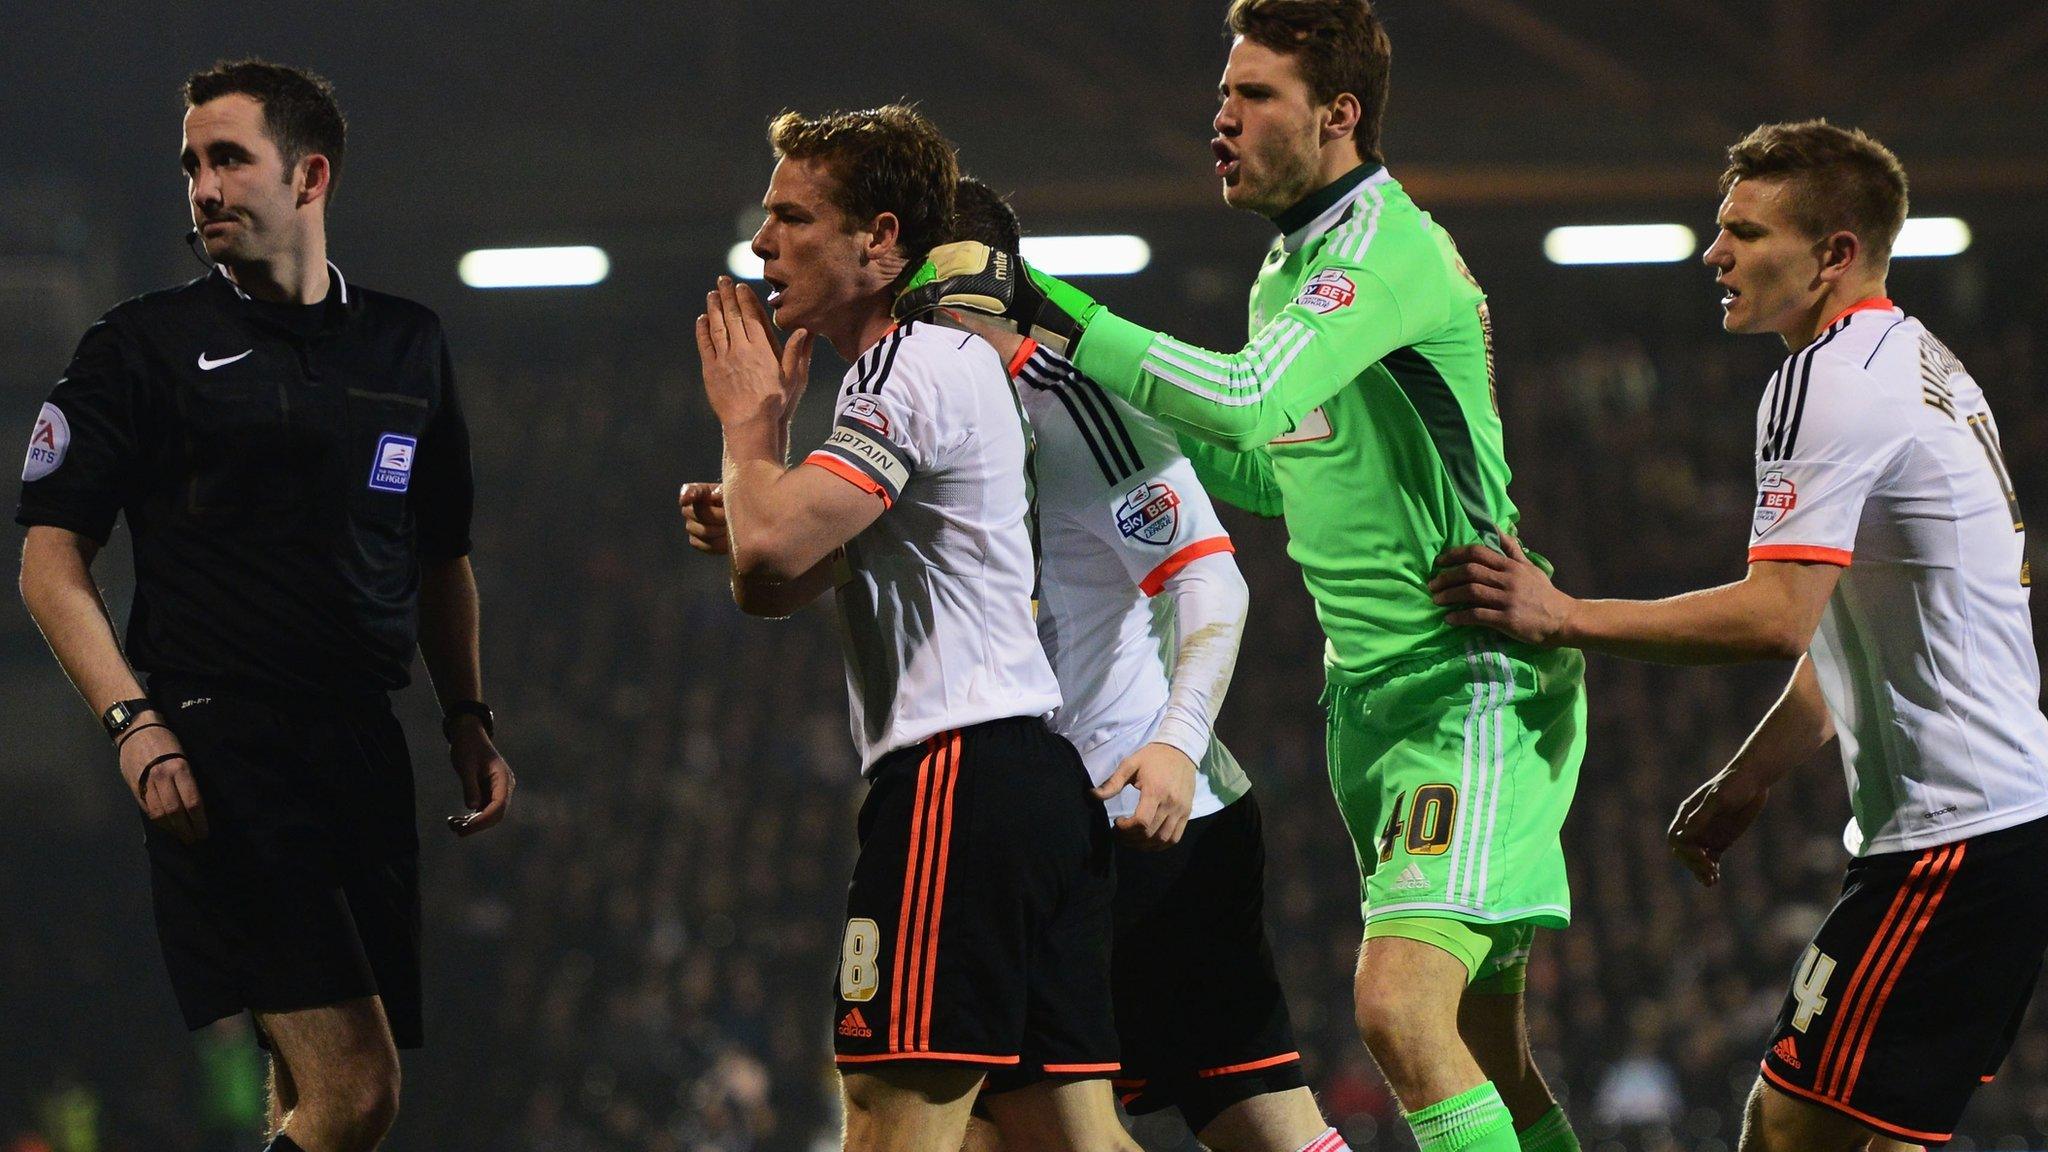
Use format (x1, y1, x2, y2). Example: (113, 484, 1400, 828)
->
(21, 402, 70, 482)
(369, 434, 418, 493)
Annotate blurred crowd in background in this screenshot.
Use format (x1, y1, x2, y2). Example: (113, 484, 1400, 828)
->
(5, 285, 2046, 1152)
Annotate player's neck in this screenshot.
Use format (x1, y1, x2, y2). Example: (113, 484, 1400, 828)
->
(830, 299, 897, 362)
(1782, 278, 1890, 351)
(224, 234, 331, 306)
(1269, 154, 1378, 237)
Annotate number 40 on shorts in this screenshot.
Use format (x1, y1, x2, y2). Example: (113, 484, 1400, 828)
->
(1377, 784, 1459, 864)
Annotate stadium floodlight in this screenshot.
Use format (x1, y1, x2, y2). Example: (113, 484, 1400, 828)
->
(1893, 217, 1971, 258)
(458, 246, 610, 288)
(1542, 224, 1697, 266)
(727, 242, 766, 280)
(1020, 235, 1151, 276)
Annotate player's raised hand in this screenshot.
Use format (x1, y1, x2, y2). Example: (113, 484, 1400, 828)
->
(678, 482, 730, 555)
(1430, 534, 1575, 645)
(1097, 741, 1196, 850)
(1667, 767, 1770, 886)
(698, 277, 805, 427)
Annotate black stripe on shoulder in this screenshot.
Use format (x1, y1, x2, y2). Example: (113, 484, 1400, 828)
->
(1069, 371, 1143, 477)
(1763, 355, 1798, 461)
(1863, 318, 1909, 370)
(1019, 356, 1124, 486)
(1778, 320, 1850, 459)
(861, 329, 907, 394)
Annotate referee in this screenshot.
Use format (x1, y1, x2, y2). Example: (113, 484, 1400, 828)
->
(15, 60, 511, 1152)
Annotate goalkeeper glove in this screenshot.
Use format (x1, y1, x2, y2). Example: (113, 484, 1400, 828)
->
(895, 242, 1103, 357)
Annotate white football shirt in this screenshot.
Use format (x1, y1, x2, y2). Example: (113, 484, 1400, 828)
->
(804, 322, 1061, 773)
(1747, 298, 2048, 854)
(1017, 345, 1251, 822)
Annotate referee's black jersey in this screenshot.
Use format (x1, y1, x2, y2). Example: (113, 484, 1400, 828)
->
(15, 264, 473, 695)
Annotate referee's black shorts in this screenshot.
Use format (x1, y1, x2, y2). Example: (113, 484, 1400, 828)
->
(143, 673, 423, 1048)
(833, 716, 1118, 1078)
(1760, 813, 2048, 1147)
(1103, 792, 1302, 1134)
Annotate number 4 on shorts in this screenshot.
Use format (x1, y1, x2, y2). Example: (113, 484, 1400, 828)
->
(1791, 944, 1836, 1032)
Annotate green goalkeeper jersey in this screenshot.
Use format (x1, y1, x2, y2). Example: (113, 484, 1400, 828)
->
(1072, 163, 1530, 687)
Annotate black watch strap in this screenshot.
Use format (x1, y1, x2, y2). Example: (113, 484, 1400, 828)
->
(442, 700, 494, 741)
(102, 698, 156, 743)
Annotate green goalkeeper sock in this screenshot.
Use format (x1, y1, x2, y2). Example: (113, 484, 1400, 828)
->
(1518, 1105, 1581, 1152)
(1406, 1082, 1518, 1152)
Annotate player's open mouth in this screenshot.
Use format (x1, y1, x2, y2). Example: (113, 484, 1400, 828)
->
(1718, 281, 1740, 306)
(764, 276, 788, 308)
(1212, 138, 1239, 181)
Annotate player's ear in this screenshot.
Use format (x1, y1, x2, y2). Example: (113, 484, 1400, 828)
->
(296, 153, 333, 209)
(863, 211, 903, 270)
(1813, 229, 1859, 286)
(1321, 93, 1362, 148)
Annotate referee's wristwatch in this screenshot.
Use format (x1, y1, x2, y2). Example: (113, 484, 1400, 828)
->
(101, 698, 157, 743)
(442, 700, 495, 742)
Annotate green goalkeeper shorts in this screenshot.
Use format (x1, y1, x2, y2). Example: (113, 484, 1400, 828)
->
(1323, 638, 1587, 984)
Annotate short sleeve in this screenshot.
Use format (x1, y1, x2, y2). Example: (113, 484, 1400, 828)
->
(412, 325, 474, 561)
(803, 329, 954, 508)
(14, 317, 149, 544)
(1747, 360, 1901, 566)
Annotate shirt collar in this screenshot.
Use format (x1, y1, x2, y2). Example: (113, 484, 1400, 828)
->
(211, 261, 355, 330)
(1273, 163, 1389, 252)
(1822, 296, 1895, 330)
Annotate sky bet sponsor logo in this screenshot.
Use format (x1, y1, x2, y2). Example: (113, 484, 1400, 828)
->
(1294, 268, 1357, 315)
(1116, 481, 1181, 546)
(369, 434, 418, 493)
(1753, 470, 1796, 535)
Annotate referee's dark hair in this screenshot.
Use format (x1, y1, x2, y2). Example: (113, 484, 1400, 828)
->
(1226, 0, 1392, 166)
(769, 104, 958, 286)
(186, 59, 348, 199)
(952, 178, 1022, 258)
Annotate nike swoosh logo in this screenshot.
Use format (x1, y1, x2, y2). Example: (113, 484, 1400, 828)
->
(197, 350, 253, 370)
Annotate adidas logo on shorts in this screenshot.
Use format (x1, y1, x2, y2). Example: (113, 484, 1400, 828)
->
(838, 1008, 873, 1039)
(1393, 863, 1431, 893)
(1771, 1035, 1801, 1070)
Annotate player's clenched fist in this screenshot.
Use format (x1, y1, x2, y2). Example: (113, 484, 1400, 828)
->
(678, 482, 730, 554)
(119, 720, 208, 844)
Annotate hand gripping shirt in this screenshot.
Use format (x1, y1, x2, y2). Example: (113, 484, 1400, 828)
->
(803, 321, 1062, 773)
(1070, 164, 1552, 687)
(1746, 299, 2048, 855)
(1014, 344, 1251, 822)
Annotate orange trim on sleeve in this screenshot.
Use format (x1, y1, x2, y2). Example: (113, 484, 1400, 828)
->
(1042, 1062, 1121, 1075)
(1758, 1063, 1951, 1145)
(1006, 337, 1040, 379)
(1139, 536, 1236, 597)
(1748, 544, 1851, 566)
(1196, 1051, 1302, 1078)
(804, 453, 894, 509)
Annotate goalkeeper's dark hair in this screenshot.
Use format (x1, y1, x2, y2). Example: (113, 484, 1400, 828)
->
(952, 178, 1022, 257)
(1720, 119, 1909, 266)
(1226, 0, 1391, 165)
(769, 104, 959, 278)
(185, 59, 347, 201)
